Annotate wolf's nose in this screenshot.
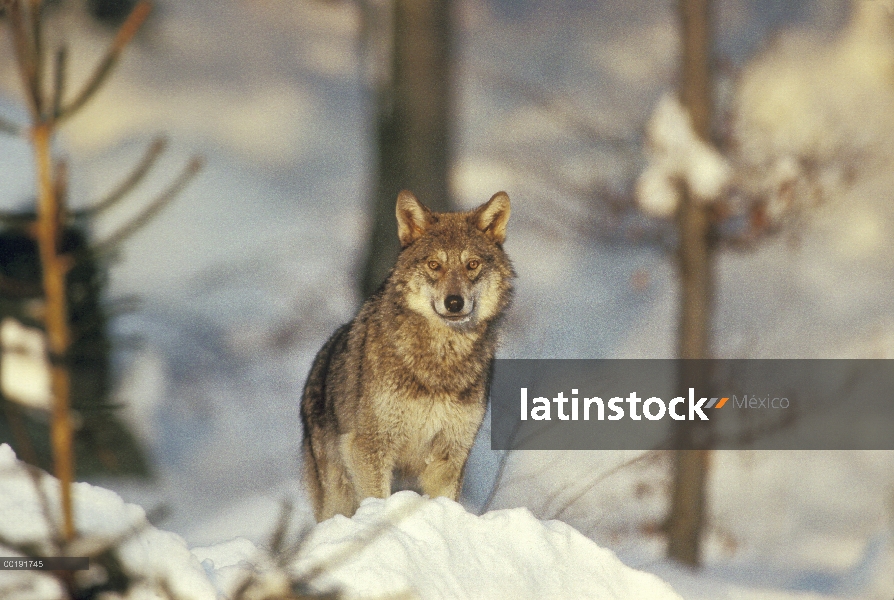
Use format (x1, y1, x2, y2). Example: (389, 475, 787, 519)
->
(444, 295, 464, 313)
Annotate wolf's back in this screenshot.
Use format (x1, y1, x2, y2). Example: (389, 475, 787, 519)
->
(300, 322, 351, 436)
(301, 322, 353, 499)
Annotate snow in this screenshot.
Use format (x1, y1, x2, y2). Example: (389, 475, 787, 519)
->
(733, 0, 894, 217)
(293, 491, 683, 600)
(0, 444, 684, 600)
(0, 318, 52, 411)
(0, 444, 217, 600)
(636, 93, 733, 217)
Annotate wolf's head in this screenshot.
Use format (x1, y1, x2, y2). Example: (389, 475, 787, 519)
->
(390, 191, 514, 330)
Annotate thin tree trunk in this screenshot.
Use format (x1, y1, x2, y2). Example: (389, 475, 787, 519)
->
(667, 0, 714, 568)
(33, 123, 76, 542)
(361, 0, 454, 298)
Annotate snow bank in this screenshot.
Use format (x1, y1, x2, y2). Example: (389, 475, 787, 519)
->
(0, 444, 682, 600)
(0, 443, 217, 600)
(294, 491, 682, 599)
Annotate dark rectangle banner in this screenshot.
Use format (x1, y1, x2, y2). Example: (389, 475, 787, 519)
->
(490, 359, 894, 450)
(0, 557, 89, 570)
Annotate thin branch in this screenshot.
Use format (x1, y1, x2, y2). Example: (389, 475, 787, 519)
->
(55, 158, 68, 215)
(480, 411, 527, 514)
(269, 500, 293, 556)
(0, 271, 42, 297)
(22, 460, 61, 547)
(56, 0, 152, 123)
(480, 450, 511, 514)
(51, 46, 67, 119)
(31, 121, 76, 543)
(0, 209, 36, 227)
(472, 65, 640, 154)
(1, 399, 42, 469)
(94, 156, 203, 253)
(29, 0, 45, 117)
(551, 450, 662, 522)
(8, 1, 42, 118)
(103, 294, 143, 318)
(0, 115, 22, 136)
(76, 137, 167, 218)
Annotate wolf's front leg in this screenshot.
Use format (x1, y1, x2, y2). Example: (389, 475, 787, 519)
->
(341, 433, 393, 502)
(419, 452, 468, 501)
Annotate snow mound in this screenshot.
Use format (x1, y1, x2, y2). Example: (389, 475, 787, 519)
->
(0, 443, 215, 600)
(294, 490, 683, 600)
(0, 444, 682, 600)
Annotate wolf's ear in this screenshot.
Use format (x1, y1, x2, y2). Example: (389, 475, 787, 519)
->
(396, 190, 433, 247)
(473, 191, 511, 244)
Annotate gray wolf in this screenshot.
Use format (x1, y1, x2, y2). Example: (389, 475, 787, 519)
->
(300, 190, 514, 521)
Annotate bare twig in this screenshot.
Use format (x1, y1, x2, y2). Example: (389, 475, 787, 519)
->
(0, 115, 22, 136)
(21, 460, 61, 547)
(480, 450, 511, 514)
(51, 46, 67, 119)
(1, 399, 42, 469)
(76, 137, 167, 217)
(29, 0, 45, 116)
(472, 65, 639, 154)
(55, 157, 68, 211)
(230, 498, 427, 600)
(0, 271, 42, 296)
(56, 1, 152, 122)
(481, 411, 526, 514)
(269, 500, 294, 556)
(8, 1, 42, 117)
(551, 450, 662, 522)
(94, 156, 203, 254)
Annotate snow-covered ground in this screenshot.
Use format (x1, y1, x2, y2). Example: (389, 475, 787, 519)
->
(0, 443, 684, 599)
(1, 0, 893, 598)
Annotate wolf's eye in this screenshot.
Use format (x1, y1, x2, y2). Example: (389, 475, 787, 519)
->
(427, 260, 440, 270)
(467, 259, 480, 270)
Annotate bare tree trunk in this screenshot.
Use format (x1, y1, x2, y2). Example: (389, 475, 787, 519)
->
(667, 0, 714, 568)
(361, 0, 455, 298)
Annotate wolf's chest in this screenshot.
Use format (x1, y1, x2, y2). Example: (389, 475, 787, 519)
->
(379, 392, 485, 466)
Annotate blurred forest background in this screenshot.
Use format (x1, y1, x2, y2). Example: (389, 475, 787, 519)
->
(0, 0, 893, 596)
